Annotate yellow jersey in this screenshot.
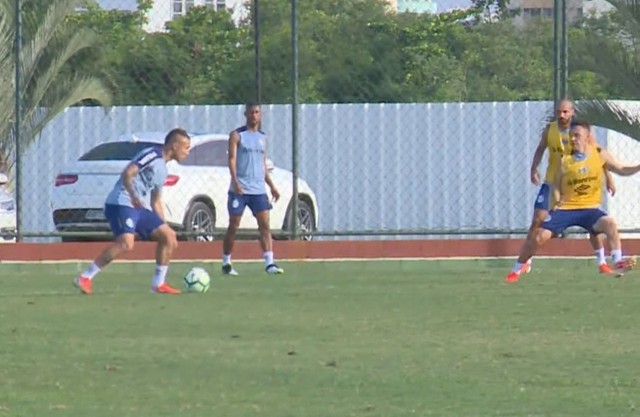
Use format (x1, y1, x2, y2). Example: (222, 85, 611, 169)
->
(558, 146, 604, 209)
(544, 121, 572, 183)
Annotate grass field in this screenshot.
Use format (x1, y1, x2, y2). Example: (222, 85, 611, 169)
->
(2, 258, 640, 417)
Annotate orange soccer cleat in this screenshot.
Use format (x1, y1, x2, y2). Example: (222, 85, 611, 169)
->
(504, 271, 520, 284)
(73, 276, 93, 295)
(599, 263, 614, 275)
(152, 283, 181, 295)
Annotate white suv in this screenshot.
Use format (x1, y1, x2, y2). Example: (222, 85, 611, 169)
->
(0, 173, 16, 242)
(51, 132, 318, 241)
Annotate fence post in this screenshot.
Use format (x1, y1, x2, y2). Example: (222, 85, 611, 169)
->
(14, 0, 22, 242)
(291, 0, 299, 240)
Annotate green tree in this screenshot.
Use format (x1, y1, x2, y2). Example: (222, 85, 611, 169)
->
(220, 0, 406, 103)
(0, 0, 112, 174)
(390, 10, 470, 102)
(70, 0, 152, 105)
(460, 21, 551, 101)
(570, 1, 640, 138)
(165, 6, 246, 104)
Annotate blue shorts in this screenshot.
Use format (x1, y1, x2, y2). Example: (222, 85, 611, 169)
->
(534, 183, 552, 211)
(541, 208, 607, 236)
(227, 192, 272, 217)
(104, 204, 164, 240)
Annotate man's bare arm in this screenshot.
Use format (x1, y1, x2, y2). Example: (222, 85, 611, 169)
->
(601, 149, 640, 176)
(150, 188, 165, 221)
(552, 156, 563, 209)
(228, 130, 243, 194)
(122, 163, 143, 207)
(530, 125, 549, 185)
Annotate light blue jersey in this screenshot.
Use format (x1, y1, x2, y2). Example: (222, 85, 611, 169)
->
(232, 126, 267, 195)
(105, 146, 168, 208)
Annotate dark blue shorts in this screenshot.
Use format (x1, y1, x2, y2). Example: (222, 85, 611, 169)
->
(541, 208, 607, 236)
(227, 192, 272, 217)
(104, 204, 164, 240)
(534, 183, 552, 211)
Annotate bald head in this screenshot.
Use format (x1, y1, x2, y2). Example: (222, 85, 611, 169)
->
(556, 99, 575, 129)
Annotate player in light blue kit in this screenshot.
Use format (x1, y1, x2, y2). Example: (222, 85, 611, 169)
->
(222, 103, 284, 275)
(74, 128, 191, 295)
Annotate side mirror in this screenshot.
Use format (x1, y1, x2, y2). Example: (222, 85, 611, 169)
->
(266, 158, 274, 172)
(0, 173, 9, 185)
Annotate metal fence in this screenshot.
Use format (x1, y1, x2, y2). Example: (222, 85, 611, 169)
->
(4, 0, 638, 242)
(9, 100, 640, 243)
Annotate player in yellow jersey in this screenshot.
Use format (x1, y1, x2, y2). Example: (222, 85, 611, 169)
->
(506, 120, 639, 283)
(524, 99, 616, 275)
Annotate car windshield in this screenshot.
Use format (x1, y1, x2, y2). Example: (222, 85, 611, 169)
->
(79, 142, 159, 161)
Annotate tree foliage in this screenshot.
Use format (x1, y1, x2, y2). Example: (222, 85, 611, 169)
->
(36, 0, 631, 109)
(571, 0, 640, 139)
(0, 0, 112, 175)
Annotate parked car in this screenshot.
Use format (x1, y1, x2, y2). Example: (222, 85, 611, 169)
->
(51, 132, 319, 242)
(0, 173, 16, 242)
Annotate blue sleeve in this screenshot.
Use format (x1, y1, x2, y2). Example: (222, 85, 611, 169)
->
(133, 147, 161, 169)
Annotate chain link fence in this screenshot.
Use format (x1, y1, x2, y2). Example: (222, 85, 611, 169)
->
(6, 0, 640, 242)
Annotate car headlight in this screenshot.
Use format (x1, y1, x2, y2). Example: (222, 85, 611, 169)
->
(0, 200, 15, 212)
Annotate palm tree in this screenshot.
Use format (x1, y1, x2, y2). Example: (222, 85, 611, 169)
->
(572, 0, 640, 139)
(0, 0, 112, 178)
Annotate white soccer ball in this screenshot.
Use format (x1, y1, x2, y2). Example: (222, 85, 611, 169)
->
(183, 267, 211, 293)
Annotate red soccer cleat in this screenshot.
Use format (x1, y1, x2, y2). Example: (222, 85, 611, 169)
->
(614, 256, 637, 276)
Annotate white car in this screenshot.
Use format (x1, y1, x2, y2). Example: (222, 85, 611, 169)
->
(0, 173, 16, 242)
(51, 132, 319, 242)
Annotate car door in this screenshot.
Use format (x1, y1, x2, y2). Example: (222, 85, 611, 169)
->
(168, 140, 246, 230)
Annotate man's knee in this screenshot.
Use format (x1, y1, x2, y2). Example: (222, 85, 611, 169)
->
(167, 229, 178, 250)
(255, 212, 271, 231)
(227, 216, 241, 230)
(156, 226, 178, 249)
(115, 234, 135, 252)
(595, 216, 618, 234)
(533, 228, 552, 245)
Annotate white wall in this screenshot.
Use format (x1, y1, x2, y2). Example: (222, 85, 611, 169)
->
(20, 100, 640, 240)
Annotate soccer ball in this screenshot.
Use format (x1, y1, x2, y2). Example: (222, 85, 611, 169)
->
(183, 267, 211, 293)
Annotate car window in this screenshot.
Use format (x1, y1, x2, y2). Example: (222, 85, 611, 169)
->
(79, 142, 159, 161)
(181, 141, 228, 167)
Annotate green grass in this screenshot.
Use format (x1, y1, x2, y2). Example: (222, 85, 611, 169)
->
(2, 258, 640, 417)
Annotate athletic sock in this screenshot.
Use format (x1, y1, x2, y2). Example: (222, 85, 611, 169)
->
(264, 251, 274, 267)
(152, 265, 169, 288)
(81, 262, 101, 280)
(611, 249, 622, 263)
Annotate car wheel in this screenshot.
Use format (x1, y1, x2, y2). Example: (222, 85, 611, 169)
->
(184, 201, 215, 242)
(282, 199, 315, 241)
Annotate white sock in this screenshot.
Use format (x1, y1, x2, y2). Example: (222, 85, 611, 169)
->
(595, 248, 606, 265)
(264, 251, 274, 267)
(511, 262, 524, 274)
(152, 265, 169, 288)
(81, 262, 101, 280)
(222, 254, 231, 265)
(611, 249, 623, 263)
